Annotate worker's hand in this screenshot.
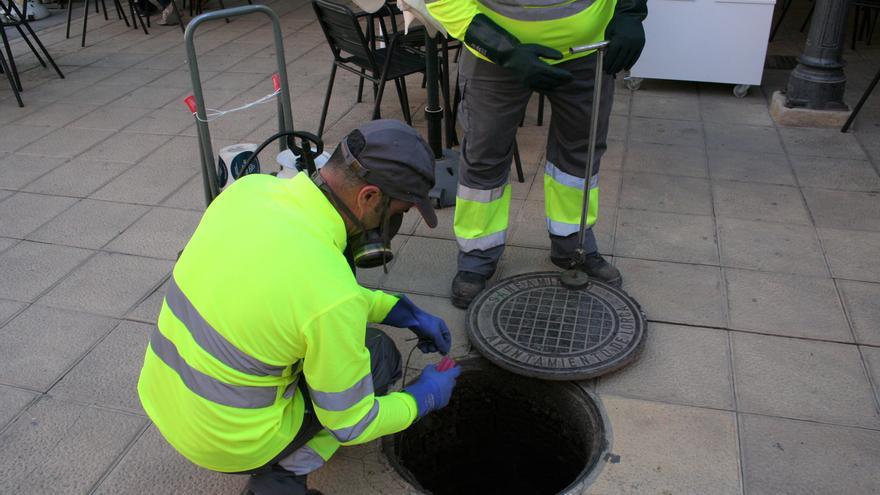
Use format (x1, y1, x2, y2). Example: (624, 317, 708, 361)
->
(383, 295, 452, 354)
(404, 363, 462, 419)
(464, 14, 573, 91)
(603, 15, 646, 75)
(502, 44, 574, 92)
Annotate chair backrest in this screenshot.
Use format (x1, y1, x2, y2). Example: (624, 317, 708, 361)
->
(312, 0, 377, 71)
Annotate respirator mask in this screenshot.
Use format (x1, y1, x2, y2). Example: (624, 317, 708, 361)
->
(312, 171, 403, 272)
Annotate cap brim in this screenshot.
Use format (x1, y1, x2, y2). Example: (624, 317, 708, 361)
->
(413, 197, 438, 228)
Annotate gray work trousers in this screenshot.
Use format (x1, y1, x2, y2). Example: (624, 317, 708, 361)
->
(456, 50, 614, 277)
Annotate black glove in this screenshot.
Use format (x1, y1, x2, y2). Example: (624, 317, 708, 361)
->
(465, 14, 573, 91)
(604, 0, 647, 75)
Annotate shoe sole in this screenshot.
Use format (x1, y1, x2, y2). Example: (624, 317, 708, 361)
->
(451, 295, 473, 309)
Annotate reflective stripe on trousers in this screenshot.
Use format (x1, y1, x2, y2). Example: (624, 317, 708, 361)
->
(454, 183, 512, 253)
(544, 161, 599, 237)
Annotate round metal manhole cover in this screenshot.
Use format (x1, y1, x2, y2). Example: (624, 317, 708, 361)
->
(467, 271, 647, 380)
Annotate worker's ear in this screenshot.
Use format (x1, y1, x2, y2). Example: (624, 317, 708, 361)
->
(355, 184, 383, 215)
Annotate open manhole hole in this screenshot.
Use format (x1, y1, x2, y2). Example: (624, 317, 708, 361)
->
(383, 358, 610, 495)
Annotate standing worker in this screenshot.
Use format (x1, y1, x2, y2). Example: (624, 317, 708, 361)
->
(137, 120, 462, 495)
(422, 0, 647, 308)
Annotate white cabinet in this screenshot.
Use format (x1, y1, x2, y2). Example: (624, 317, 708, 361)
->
(629, 0, 776, 92)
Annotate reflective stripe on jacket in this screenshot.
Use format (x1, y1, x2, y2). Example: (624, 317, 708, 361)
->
(427, 0, 616, 63)
(137, 173, 417, 472)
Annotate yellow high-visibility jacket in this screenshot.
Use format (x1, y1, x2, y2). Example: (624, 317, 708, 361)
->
(426, 0, 617, 63)
(137, 173, 417, 473)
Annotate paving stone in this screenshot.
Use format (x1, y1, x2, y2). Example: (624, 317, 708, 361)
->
(413, 203, 456, 241)
(700, 98, 774, 126)
(818, 228, 880, 282)
(0, 124, 54, 153)
(27, 199, 149, 249)
(0, 101, 41, 125)
(22, 158, 133, 197)
(732, 332, 880, 428)
(383, 236, 458, 297)
(50, 320, 152, 412)
(589, 396, 741, 495)
(864, 346, 880, 403)
(494, 245, 563, 280)
(16, 102, 98, 128)
(791, 156, 880, 192)
(38, 252, 172, 318)
(624, 141, 707, 177)
(65, 83, 134, 106)
(150, 69, 219, 89)
(15, 127, 114, 159)
(126, 277, 169, 324)
(161, 173, 209, 211)
(508, 200, 616, 254)
(615, 209, 718, 264)
(0, 298, 26, 326)
(726, 269, 850, 341)
(96, 68, 170, 87)
(0, 385, 37, 431)
(740, 414, 880, 495)
(0, 192, 78, 238)
(0, 305, 116, 390)
(631, 93, 701, 121)
(113, 86, 189, 110)
(0, 241, 93, 301)
(105, 207, 203, 260)
(91, 137, 201, 205)
(92, 425, 246, 495)
(837, 280, 880, 346)
(68, 105, 152, 131)
(620, 172, 713, 215)
(629, 117, 705, 147)
(614, 258, 726, 327)
(713, 180, 811, 225)
(598, 323, 733, 409)
(0, 153, 66, 189)
(779, 127, 869, 159)
(124, 106, 197, 136)
(705, 122, 785, 154)
(0, 396, 146, 494)
(707, 148, 796, 185)
(803, 188, 880, 231)
(718, 218, 829, 276)
(77, 132, 170, 164)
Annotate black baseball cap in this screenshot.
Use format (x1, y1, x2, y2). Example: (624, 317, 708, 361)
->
(340, 119, 438, 228)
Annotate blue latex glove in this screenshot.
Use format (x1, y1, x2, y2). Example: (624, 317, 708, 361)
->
(405, 363, 462, 419)
(383, 295, 452, 354)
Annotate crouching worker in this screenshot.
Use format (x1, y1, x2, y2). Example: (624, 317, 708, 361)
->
(137, 120, 462, 495)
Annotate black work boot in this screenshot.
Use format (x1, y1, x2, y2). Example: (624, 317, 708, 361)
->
(451, 271, 487, 309)
(551, 253, 622, 287)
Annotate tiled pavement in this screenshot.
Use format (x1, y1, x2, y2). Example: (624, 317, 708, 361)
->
(1, 1, 880, 493)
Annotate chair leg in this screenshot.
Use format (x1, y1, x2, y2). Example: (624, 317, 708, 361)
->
(81, 0, 90, 47)
(0, 28, 22, 92)
(19, 18, 65, 79)
(768, 0, 792, 42)
(512, 139, 524, 183)
(357, 68, 366, 103)
(114, 0, 130, 26)
(399, 76, 412, 122)
(129, 0, 149, 34)
(13, 24, 46, 68)
(171, 0, 185, 33)
(101, 0, 109, 20)
(318, 64, 338, 138)
(842, 62, 880, 132)
(537, 93, 545, 126)
(799, 3, 814, 32)
(393, 78, 411, 124)
(0, 49, 23, 107)
(218, 0, 230, 23)
(867, 9, 878, 45)
(66, 0, 74, 38)
(853, 6, 861, 50)
(373, 75, 388, 120)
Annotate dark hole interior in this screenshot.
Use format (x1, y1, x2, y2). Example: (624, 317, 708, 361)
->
(384, 358, 606, 495)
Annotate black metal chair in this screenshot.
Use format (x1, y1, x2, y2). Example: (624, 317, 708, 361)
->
(852, 0, 880, 49)
(1, 0, 64, 107)
(313, 0, 430, 137)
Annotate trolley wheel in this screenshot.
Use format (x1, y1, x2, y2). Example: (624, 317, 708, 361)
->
(733, 84, 750, 98)
(625, 77, 643, 91)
